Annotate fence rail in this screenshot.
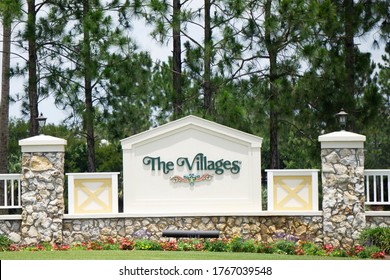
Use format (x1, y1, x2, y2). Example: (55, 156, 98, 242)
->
(0, 174, 22, 209)
(365, 170, 390, 205)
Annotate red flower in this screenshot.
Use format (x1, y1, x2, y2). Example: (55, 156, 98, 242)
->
(371, 251, 386, 259)
(355, 245, 364, 254)
(119, 238, 135, 250)
(322, 244, 334, 254)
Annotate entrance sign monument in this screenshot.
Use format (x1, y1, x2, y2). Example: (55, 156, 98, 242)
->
(1, 114, 387, 250)
(121, 115, 263, 215)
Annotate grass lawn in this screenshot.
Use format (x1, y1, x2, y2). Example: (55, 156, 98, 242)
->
(0, 250, 355, 260)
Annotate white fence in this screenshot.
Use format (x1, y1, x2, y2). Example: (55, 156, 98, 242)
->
(365, 170, 390, 205)
(0, 174, 22, 209)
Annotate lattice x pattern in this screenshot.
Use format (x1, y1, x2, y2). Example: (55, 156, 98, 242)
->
(266, 170, 319, 212)
(67, 173, 119, 214)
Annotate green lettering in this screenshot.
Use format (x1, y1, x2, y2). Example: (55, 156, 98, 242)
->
(231, 160, 241, 174)
(143, 156, 174, 174)
(177, 157, 192, 169)
(143, 156, 159, 171)
(207, 160, 215, 170)
(223, 160, 232, 170)
(215, 159, 224, 175)
(166, 161, 175, 173)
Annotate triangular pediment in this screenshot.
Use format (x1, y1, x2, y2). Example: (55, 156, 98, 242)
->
(121, 115, 262, 149)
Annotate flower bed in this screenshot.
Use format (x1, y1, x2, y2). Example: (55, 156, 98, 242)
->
(2, 235, 386, 259)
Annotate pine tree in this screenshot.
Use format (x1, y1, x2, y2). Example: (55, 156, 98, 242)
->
(39, 0, 131, 171)
(0, 0, 22, 212)
(26, 0, 40, 136)
(144, 0, 249, 122)
(0, 0, 22, 171)
(172, 0, 183, 118)
(239, 0, 315, 168)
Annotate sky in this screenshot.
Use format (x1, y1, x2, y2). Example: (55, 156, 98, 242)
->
(0, 16, 386, 126)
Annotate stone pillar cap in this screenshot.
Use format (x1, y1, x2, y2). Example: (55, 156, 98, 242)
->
(19, 134, 67, 152)
(318, 131, 366, 148)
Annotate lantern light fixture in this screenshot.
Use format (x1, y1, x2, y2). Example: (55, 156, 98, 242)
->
(336, 109, 348, 131)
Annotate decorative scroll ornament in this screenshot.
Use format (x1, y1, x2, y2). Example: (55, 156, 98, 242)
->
(170, 173, 214, 186)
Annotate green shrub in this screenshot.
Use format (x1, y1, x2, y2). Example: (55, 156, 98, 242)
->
(135, 239, 162, 251)
(299, 241, 324, 256)
(274, 240, 297, 255)
(204, 239, 229, 252)
(256, 242, 275, 254)
(102, 242, 120, 250)
(330, 248, 349, 258)
(0, 235, 13, 251)
(359, 227, 390, 254)
(229, 236, 244, 252)
(242, 239, 257, 253)
(356, 245, 383, 259)
(228, 237, 257, 253)
(177, 239, 204, 251)
(178, 241, 193, 251)
(40, 242, 54, 251)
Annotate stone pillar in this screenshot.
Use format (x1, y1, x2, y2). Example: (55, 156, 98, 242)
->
(319, 131, 366, 249)
(19, 135, 67, 245)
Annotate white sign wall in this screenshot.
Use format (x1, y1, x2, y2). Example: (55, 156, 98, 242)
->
(121, 115, 263, 215)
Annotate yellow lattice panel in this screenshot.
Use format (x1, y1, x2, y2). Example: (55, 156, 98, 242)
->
(74, 178, 113, 214)
(273, 176, 312, 211)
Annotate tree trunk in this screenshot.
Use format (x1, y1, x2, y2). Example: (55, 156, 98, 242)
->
(203, 0, 213, 115)
(265, 0, 280, 169)
(0, 23, 11, 173)
(0, 22, 11, 213)
(27, 0, 39, 136)
(268, 54, 280, 169)
(172, 0, 182, 119)
(83, 0, 96, 172)
(343, 0, 356, 130)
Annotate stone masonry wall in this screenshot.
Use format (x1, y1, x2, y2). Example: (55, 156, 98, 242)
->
(321, 148, 366, 249)
(20, 152, 65, 245)
(366, 215, 390, 228)
(0, 220, 21, 243)
(3, 214, 390, 246)
(62, 216, 323, 245)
